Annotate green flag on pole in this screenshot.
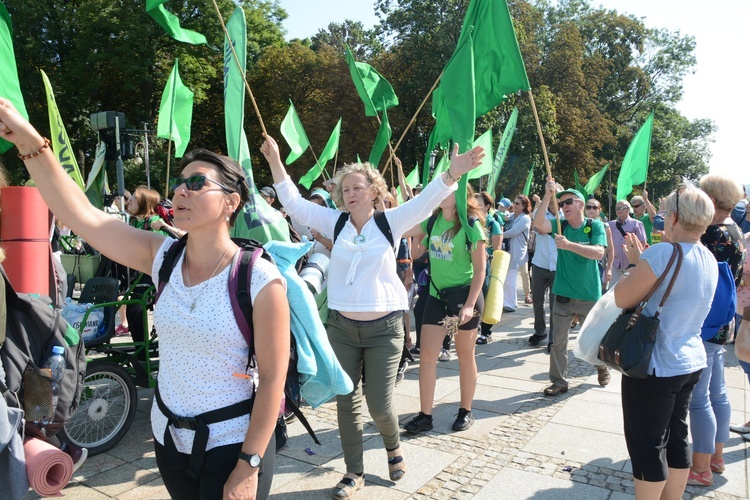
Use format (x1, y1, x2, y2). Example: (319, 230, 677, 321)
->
(487, 107, 518, 195)
(224, 7, 289, 243)
(368, 102, 391, 167)
(146, 0, 206, 45)
(300, 119, 342, 190)
(0, 1, 28, 154)
(84, 142, 109, 209)
(574, 170, 585, 198)
(617, 111, 654, 201)
(396, 164, 420, 203)
(584, 164, 609, 199)
(345, 45, 398, 117)
(280, 100, 310, 164)
(522, 163, 535, 196)
(467, 128, 493, 180)
(41, 70, 85, 189)
(157, 59, 194, 158)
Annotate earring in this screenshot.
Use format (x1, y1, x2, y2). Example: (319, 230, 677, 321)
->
(225, 216, 230, 222)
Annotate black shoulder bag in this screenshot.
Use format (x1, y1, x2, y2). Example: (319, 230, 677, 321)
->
(598, 242, 683, 379)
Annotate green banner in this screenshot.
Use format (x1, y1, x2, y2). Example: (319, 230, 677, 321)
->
(41, 70, 84, 189)
(157, 59, 194, 158)
(300, 119, 342, 190)
(345, 45, 398, 117)
(522, 163, 535, 196)
(368, 103, 391, 167)
(487, 107, 518, 195)
(84, 142, 109, 209)
(146, 0, 206, 44)
(616, 111, 654, 201)
(0, 1, 28, 154)
(280, 100, 310, 164)
(467, 128, 493, 180)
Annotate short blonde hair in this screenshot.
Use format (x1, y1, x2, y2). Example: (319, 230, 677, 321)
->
(663, 184, 714, 233)
(699, 174, 744, 213)
(331, 163, 389, 209)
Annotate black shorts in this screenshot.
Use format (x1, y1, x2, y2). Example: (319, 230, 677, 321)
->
(421, 292, 484, 331)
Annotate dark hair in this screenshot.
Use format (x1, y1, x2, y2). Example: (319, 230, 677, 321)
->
(130, 186, 161, 218)
(179, 149, 249, 227)
(515, 194, 531, 214)
(477, 191, 494, 210)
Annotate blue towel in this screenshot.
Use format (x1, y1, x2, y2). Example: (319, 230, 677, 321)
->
(264, 241, 353, 407)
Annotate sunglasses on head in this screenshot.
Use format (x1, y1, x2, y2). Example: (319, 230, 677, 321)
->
(559, 198, 577, 206)
(585, 205, 600, 210)
(169, 174, 234, 194)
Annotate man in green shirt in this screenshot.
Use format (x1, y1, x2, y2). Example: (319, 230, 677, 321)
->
(630, 190, 656, 245)
(533, 180, 610, 396)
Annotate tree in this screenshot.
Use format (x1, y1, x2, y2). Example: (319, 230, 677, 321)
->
(310, 20, 383, 59)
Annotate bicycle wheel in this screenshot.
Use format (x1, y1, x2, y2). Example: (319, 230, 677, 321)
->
(60, 360, 138, 456)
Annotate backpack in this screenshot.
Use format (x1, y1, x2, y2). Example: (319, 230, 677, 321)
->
(0, 267, 87, 440)
(154, 236, 320, 446)
(155, 199, 175, 226)
(701, 261, 736, 343)
(333, 210, 395, 249)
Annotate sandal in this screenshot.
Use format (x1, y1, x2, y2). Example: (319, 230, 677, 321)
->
(387, 446, 406, 481)
(332, 472, 364, 499)
(686, 468, 713, 486)
(710, 458, 725, 474)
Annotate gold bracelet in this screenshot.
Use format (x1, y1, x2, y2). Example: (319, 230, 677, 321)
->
(18, 137, 51, 161)
(445, 169, 459, 183)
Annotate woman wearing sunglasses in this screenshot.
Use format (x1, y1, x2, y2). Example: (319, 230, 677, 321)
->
(0, 98, 288, 500)
(261, 135, 483, 499)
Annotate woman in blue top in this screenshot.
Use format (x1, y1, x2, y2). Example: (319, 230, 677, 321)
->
(615, 185, 718, 500)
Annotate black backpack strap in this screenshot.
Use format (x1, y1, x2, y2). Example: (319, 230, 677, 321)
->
(373, 210, 395, 249)
(154, 235, 189, 304)
(333, 212, 349, 244)
(615, 220, 627, 238)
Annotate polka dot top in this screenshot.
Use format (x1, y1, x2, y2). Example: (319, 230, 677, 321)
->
(150, 238, 285, 453)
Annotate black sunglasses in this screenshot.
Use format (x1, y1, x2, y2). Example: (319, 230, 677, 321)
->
(559, 198, 577, 206)
(169, 174, 234, 194)
(631, 203, 643, 209)
(585, 205, 600, 210)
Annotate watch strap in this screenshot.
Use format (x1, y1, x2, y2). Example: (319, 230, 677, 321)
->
(238, 451, 261, 468)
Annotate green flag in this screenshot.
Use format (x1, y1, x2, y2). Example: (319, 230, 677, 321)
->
(368, 103, 391, 167)
(584, 164, 609, 199)
(41, 70, 85, 189)
(617, 111, 654, 201)
(84, 142, 109, 209)
(487, 107, 518, 194)
(0, 2, 28, 154)
(146, 0, 206, 45)
(157, 59, 194, 158)
(396, 164, 420, 203)
(440, 34, 476, 154)
(522, 163, 535, 196)
(456, 0, 531, 116)
(300, 119, 342, 190)
(574, 170, 585, 198)
(432, 150, 450, 179)
(224, 7, 289, 243)
(280, 100, 310, 164)
(345, 45, 398, 117)
(467, 128, 493, 180)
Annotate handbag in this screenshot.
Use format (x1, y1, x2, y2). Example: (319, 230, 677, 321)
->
(436, 283, 472, 316)
(598, 242, 683, 379)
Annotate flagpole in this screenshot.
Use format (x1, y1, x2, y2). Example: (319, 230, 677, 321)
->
(165, 140, 173, 199)
(211, 0, 267, 136)
(382, 71, 444, 177)
(528, 90, 561, 233)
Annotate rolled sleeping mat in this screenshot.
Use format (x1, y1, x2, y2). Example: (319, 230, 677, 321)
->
(482, 250, 511, 324)
(23, 437, 74, 497)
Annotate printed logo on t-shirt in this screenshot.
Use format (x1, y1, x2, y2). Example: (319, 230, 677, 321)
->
(430, 232, 454, 261)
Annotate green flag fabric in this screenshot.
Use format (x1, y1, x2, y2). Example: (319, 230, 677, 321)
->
(617, 111, 654, 201)
(85, 142, 109, 209)
(224, 7, 289, 243)
(280, 100, 310, 164)
(584, 164, 609, 199)
(0, 2, 28, 154)
(368, 103, 391, 167)
(146, 0, 206, 45)
(522, 163, 535, 196)
(345, 45, 398, 117)
(41, 70, 85, 189)
(487, 107, 518, 195)
(157, 59, 194, 158)
(467, 128, 493, 180)
(440, 34, 476, 154)
(456, 0, 531, 116)
(396, 164, 420, 203)
(300, 119, 342, 190)
(574, 170, 585, 198)
(432, 150, 450, 179)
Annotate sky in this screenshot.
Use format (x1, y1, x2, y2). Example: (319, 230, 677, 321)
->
(278, 0, 749, 186)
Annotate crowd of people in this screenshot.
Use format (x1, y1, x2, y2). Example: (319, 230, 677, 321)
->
(1, 95, 749, 500)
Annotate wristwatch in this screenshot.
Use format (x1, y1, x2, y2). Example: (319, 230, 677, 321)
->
(238, 451, 262, 468)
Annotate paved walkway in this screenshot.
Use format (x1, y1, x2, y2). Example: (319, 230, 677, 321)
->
(26, 300, 750, 499)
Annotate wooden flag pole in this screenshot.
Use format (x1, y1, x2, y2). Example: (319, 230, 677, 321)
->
(212, 0, 267, 136)
(528, 89, 561, 234)
(382, 71, 444, 177)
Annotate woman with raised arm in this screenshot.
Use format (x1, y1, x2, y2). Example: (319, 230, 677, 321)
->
(261, 135, 483, 499)
(0, 97, 288, 500)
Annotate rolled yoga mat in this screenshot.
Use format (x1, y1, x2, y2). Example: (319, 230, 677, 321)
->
(23, 437, 74, 497)
(482, 250, 511, 324)
(0, 187, 51, 294)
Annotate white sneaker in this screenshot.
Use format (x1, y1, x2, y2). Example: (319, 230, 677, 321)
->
(438, 349, 451, 362)
(729, 423, 750, 434)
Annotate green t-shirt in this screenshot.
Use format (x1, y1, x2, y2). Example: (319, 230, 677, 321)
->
(636, 213, 653, 245)
(131, 215, 169, 236)
(422, 215, 483, 298)
(485, 217, 502, 256)
(550, 218, 607, 302)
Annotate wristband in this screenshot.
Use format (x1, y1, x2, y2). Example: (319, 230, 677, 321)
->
(445, 169, 459, 183)
(18, 137, 51, 161)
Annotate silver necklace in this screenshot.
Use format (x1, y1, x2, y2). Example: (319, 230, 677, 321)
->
(184, 247, 231, 313)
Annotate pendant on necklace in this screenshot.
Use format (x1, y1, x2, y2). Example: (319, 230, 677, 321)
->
(354, 234, 366, 244)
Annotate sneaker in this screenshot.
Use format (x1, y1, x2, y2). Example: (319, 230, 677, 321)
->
(409, 346, 420, 356)
(597, 367, 611, 387)
(528, 333, 547, 346)
(114, 325, 129, 337)
(395, 360, 408, 386)
(729, 423, 750, 434)
(686, 468, 713, 486)
(452, 408, 474, 431)
(61, 442, 88, 473)
(502, 306, 516, 313)
(476, 335, 490, 345)
(404, 412, 433, 435)
(438, 349, 451, 362)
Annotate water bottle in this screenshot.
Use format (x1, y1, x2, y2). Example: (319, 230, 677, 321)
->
(41, 345, 66, 425)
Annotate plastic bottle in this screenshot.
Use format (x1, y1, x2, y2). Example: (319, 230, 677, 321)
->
(41, 345, 66, 425)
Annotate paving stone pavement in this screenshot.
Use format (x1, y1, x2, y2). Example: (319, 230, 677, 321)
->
(25, 293, 750, 499)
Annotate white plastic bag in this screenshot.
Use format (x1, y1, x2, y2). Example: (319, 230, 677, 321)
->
(61, 298, 105, 342)
(573, 285, 622, 366)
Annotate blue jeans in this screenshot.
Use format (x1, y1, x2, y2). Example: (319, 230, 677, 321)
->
(689, 342, 731, 454)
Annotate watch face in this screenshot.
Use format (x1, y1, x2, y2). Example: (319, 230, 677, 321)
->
(250, 454, 261, 467)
